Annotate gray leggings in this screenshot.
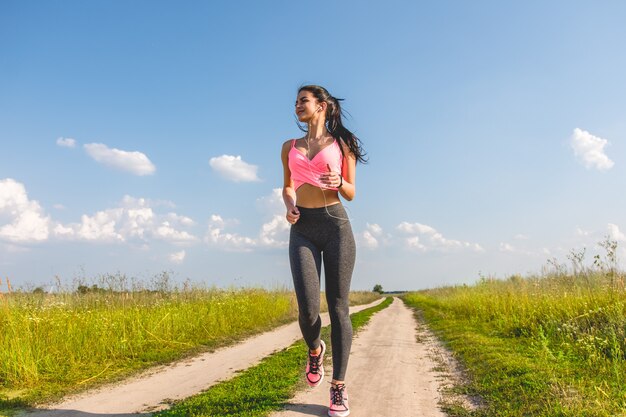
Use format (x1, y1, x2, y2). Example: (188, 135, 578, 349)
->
(289, 203, 356, 381)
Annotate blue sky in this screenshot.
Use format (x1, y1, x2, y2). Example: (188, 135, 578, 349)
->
(1, 1, 625, 291)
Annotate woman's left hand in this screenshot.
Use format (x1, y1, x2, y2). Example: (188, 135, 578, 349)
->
(319, 164, 341, 188)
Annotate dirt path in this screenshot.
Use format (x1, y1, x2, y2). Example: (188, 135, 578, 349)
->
(22, 299, 384, 417)
(270, 297, 449, 417)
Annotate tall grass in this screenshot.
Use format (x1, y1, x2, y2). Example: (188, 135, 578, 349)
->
(1, 288, 296, 404)
(0, 273, 380, 410)
(403, 238, 626, 416)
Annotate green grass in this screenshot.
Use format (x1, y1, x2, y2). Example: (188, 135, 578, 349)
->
(403, 271, 626, 417)
(0, 288, 296, 407)
(0, 276, 381, 415)
(155, 296, 393, 417)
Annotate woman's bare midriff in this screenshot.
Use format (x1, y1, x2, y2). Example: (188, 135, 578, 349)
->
(296, 183, 341, 208)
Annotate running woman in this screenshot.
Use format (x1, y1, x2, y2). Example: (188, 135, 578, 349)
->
(281, 85, 366, 417)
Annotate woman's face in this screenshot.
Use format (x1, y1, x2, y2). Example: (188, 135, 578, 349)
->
(295, 90, 323, 123)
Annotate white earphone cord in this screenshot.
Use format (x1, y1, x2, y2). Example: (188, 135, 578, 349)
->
(304, 133, 352, 222)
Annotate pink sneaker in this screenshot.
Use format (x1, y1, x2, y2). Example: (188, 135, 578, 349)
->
(305, 340, 325, 387)
(328, 383, 350, 417)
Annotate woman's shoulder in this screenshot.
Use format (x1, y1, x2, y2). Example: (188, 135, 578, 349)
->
(282, 138, 293, 150)
(282, 137, 303, 150)
(281, 138, 299, 157)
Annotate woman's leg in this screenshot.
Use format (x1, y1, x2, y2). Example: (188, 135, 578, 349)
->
(289, 228, 323, 350)
(323, 221, 356, 381)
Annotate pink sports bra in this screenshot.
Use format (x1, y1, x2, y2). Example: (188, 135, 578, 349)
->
(288, 139, 343, 190)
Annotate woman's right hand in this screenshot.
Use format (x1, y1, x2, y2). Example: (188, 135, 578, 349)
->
(286, 206, 300, 224)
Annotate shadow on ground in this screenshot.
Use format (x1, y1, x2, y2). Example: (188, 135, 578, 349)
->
(280, 403, 328, 416)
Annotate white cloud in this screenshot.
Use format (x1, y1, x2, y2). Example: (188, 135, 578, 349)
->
(256, 188, 283, 214)
(205, 215, 257, 251)
(514, 234, 529, 240)
(608, 223, 625, 241)
(53, 223, 75, 237)
(209, 155, 260, 182)
(361, 231, 379, 249)
(55, 195, 197, 244)
(121, 206, 154, 239)
(0, 179, 51, 243)
(207, 214, 240, 229)
(155, 222, 197, 243)
(258, 215, 290, 248)
(71, 210, 125, 242)
(167, 213, 195, 227)
(570, 128, 614, 171)
(396, 221, 483, 252)
(205, 188, 291, 251)
(257, 189, 289, 248)
(120, 195, 149, 208)
(0, 181, 198, 250)
(84, 143, 156, 176)
(169, 250, 186, 264)
(209, 214, 225, 228)
(360, 223, 384, 249)
(367, 223, 383, 236)
(499, 242, 515, 253)
(397, 222, 437, 235)
(56, 137, 76, 148)
(406, 236, 425, 250)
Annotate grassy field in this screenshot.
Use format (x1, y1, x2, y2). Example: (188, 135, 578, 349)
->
(0, 274, 380, 414)
(403, 241, 626, 416)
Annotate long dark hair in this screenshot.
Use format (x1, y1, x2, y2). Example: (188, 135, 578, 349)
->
(297, 85, 367, 164)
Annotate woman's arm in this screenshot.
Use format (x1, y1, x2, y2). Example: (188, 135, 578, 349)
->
(338, 149, 356, 201)
(281, 140, 300, 224)
(329, 140, 356, 201)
